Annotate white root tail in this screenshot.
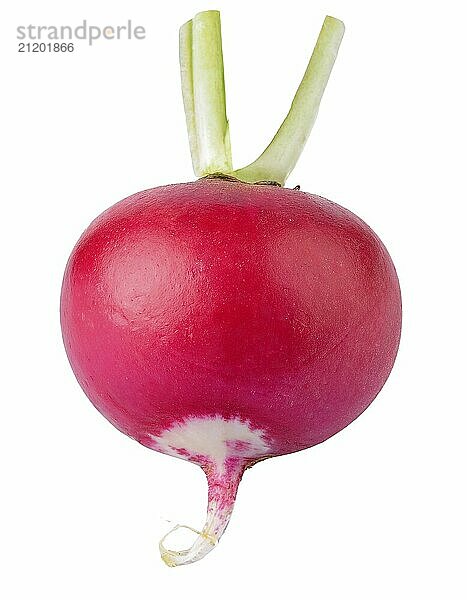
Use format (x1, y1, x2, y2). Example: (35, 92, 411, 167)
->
(159, 464, 244, 567)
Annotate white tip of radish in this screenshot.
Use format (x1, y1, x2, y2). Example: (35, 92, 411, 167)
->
(159, 500, 224, 567)
(149, 415, 271, 471)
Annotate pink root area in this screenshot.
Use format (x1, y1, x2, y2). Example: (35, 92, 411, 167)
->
(205, 459, 245, 514)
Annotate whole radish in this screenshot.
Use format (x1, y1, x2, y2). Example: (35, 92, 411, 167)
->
(61, 12, 401, 566)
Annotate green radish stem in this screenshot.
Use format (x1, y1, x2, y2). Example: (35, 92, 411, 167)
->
(179, 11, 232, 176)
(233, 16, 345, 185)
(179, 11, 344, 185)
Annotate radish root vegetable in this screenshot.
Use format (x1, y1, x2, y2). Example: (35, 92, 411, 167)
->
(60, 10, 402, 567)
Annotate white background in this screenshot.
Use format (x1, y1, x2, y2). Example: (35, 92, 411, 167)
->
(1, 0, 466, 598)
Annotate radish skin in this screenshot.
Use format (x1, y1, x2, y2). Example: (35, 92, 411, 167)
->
(61, 179, 401, 565)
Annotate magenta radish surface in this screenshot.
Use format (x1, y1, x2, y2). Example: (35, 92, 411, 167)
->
(60, 11, 402, 566)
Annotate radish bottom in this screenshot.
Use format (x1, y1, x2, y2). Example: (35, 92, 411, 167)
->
(150, 416, 271, 565)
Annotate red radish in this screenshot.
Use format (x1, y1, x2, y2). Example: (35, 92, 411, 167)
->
(61, 11, 401, 566)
